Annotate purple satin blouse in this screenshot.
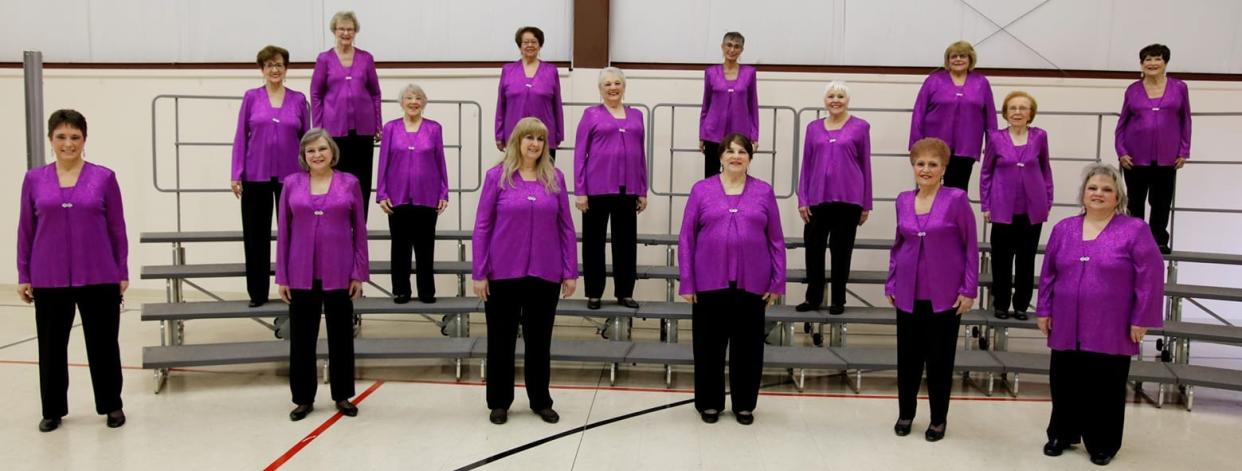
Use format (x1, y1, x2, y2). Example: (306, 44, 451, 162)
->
(797, 116, 873, 211)
(980, 127, 1054, 224)
(276, 171, 370, 290)
(310, 48, 382, 136)
(471, 166, 577, 283)
(678, 175, 787, 297)
(1114, 78, 1192, 166)
(573, 105, 648, 196)
(495, 61, 564, 146)
(375, 118, 449, 207)
(17, 162, 128, 287)
(231, 87, 310, 182)
(909, 70, 998, 159)
(885, 187, 979, 312)
(699, 64, 759, 143)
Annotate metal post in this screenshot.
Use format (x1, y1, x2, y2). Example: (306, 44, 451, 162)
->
(170, 243, 186, 345)
(24, 51, 45, 170)
(450, 241, 470, 337)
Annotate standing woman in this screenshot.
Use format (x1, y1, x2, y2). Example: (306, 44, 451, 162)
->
(1037, 163, 1163, 466)
(376, 83, 448, 304)
(18, 110, 129, 432)
(311, 10, 382, 220)
(495, 26, 564, 159)
(232, 45, 310, 308)
(795, 81, 872, 315)
(1115, 43, 1191, 254)
(699, 31, 759, 178)
(679, 133, 786, 425)
(909, 41, 998, 190)
(473, 117, 577, 425)
(886, 137, 978, 442)
(980, 91, 1053, 321)
(575, 67, 648, 311)
(276, 129, 369, 421)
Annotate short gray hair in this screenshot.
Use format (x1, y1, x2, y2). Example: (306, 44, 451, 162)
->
(398, 83, 427, 101)
(1078, 162, 1129, 215)
(598, 67, 626, 86)
(330, 11, 359, 32)
(298, 129, 340, 171)
(824, 80, 850, 98)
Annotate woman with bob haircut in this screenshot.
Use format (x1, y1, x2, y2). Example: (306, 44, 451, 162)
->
(909, 40, 998, 191)
(495, 26, 565, 159)
(699, 31, 759, 178)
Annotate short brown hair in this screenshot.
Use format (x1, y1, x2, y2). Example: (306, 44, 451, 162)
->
(718, 133, 755, 161)
(48, 109, 87, 138)
(515, 26, 544, 47)
(298, 129, 340, 171)
(943, 40, 977, 70)
(909, 137, 950, 166)
(256, 45, 289, 67)
(1002, 91, 1038, 123)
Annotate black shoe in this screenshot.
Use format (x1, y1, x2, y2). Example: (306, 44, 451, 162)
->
(795, 302, 819, 312)
(419, 296, 436, 304)
(1013, 311, 1029, 321)
(812, 333, 824, 346)
(106, 410, 126, 429)
(828, 305, 845, 315)
(993, 310, 1010, 320)
(1043, 439, 1073, 457)
(534, 408, 560, 424)
(735, 411, 754, 425)
(289, 404, 313, 421)
(587, 298, 602, 310)
(38, 418, 61, 433)
(925, 424, 946, 442)
(335, 400, 358, 417)
(700, 409, 719, 424)
(489, 409, 508, 425)
(618, 298, 640, 309)
(394, 294, 411, 304)
(248, 300, 265, 308)
(1090, 453, 1113, 466)
(893, 419, 912, 436)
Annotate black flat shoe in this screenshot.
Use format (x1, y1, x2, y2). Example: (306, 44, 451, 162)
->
(1043, 439, 1073, 457)
(335, 400, 358, 417)
(38, 418, 61, 433)
(419, 296, 436, 304)
(993, 310, 1010, 319)
(587, 298, 602, 310)
(1013, 311, 1029, 321)
(489, 409, 508, 425)
(106, 410, 126, 428)
(618, 298, 640, 309)
(699, 409, 719, 424)
(795, 302, 819, 312)
(534, 408, 560, 424)
(289, 404, 313, 422)
(893, 419, 912, 436)
(248, 300, 265, 308)
(393, 294, 411, 304)
(735, 411, 754, 425)
(925, 424, 946, 442)
(1090, 453, 1113, 466)
(828, 305, 845, 315)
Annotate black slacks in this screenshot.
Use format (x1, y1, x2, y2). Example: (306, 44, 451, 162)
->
(1047, 349, 1132, 458)
(485, 277, 560, 410)
(582, 193, 638, 299)
(896, 301, 961, 425)
(33, 284, 123, 419)
(989, 214, 1042, 313)
(943, 156, 976, 191)
(692, 286, 766, 413)
(702, 141, 721, 178)
(288, 280, 356, 405)
(333, 131, 375, 220)
(802, 202, 862, 307)
(241, 179, 281, 304)
(389, 204, 438, 300)
(1123, 164, 1176, 249)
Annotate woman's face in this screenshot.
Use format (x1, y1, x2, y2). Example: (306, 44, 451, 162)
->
(1005, 96, 1032, 127)
(947, 52, 971, 73)
(262, 56, 286, 86)
(911, 152, 945, 187)
(1082, 174, 1119, 213)
(599, 74, 625, 103)
(50, 124, 86, 162)
(304, 137, 334, 172)
(334, 20, 357, 47)
(520, 32, 541, 60)
(520, 133, 546, 162)
(1142, 55, 1167, 78)
(719, 141, 752, 175)
(401, 91, 426, 119)
(824, 89, 850, 117)
(721, 38, 744, 62)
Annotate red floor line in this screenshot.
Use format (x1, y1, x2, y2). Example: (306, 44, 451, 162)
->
(263, 380, 385, 471)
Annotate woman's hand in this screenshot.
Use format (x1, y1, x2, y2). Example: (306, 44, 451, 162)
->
(698, 140, 705, 152)
(16, 283, 33, 304)
(953, 295, 974, 315)
(231, 181, 243, 199)
(636, 197, 647, 214)
(374, 131, 383, 143)
(561, 279, 577, 299)
(575, 195, 589, 212)
(1037, 317, 1052, 336)
(887, 295, 895, 307)
(279, 285, 292, 304)
(1174, 157, 1187, 169)
(120, 281, 129, 295)
(859, 211, 870, 226)
(1119, 155, 1134, 169)
(379, 199, 394, 215)
(473, 279, 489, 302)
(496, 140, 506, 152)
(982, 211, 991, 224)
(681, 294, 697, 304)
(436, 199, 449, 215)
(1130, 325, 1148, 344)
(798, 206, 811, 224)
(762, 292, 780, 307)
(348, 280, 363, 300)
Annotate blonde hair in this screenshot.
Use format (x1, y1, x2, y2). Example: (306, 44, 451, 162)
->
(330, 11, 359, 32)
(1078, 163, 1129, 215)
(943, 40, 977, 70)
(500, 118, 560, 193)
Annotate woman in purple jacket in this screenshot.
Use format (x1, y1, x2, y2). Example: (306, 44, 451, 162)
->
(473, 117, 577, 426)
(699, 31, 759, 178)
(377, 83, 448, 304)
(311, 10, 382, 220)
(679, 133, 786, 426)
(886, 137, 978, 442)
(796, 81, 872, 316)
(1115, 43, 1191, 254)
(232, 45, 310, 308)
(575, 67, 648, 311)
(1037, 163, 1164, 466)
(980, 91, 1053, 320)
(17, 110, 128, 432)
(909, 41, 998, 191)
(495, 26, 564, 159)
(276, 129, 369, 422)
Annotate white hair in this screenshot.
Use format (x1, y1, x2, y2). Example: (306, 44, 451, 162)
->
(598, 67, 626, 86)
(824, 80, 850, 98)
(398, 83, 427, 101)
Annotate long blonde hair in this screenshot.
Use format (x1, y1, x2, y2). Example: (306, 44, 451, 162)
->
(499, 117, 560, 193)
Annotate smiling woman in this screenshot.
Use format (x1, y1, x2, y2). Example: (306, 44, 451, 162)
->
(495, 26, 565, 159)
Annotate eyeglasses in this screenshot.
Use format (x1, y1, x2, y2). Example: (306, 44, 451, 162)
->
(335, 27, 356, 33)
(520, 40, 540, 46)
(263, 62, 286, 69)
(1006, 106, 1031, 112)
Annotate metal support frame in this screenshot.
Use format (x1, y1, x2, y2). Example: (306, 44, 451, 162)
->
(24, 51, 45, 171)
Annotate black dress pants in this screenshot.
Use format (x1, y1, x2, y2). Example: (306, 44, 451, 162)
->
(583, 193, 638, 299)
(943, 156, 976, 191)
(33, 284, 123, 419)
(702, 141, 721, 178)
(692, 286, 766, 413)
(989, 214, 1042, 313)
(896, 301, 961, 425)
(802, 202, 862, 307)
(485, 277, 560, 410)
(388, 204, 438, 300)
(1123, 164, 1176, 249)
(241, 179, 281, 304)
(1047, 349, 1132, 458)
(288, 280, 356, 405)
(333, 131, 375, 220)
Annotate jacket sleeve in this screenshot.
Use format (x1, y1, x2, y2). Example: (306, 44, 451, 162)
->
(16, 173, 36, 284)
(677, 187, 701, 295)
(103, 172, 129, 281)
(573, 109, 592, 195)
(1178, 81, 1192, 158)
(859, 122, 874, 211)
(979, 136, 996, 213)
(231, 91, 252, 182)
(885, 199, 903, 298)
(349, 178, 370, 282)
(494, 66, 508, 143)
(557, 172, 578, 280)
(747, 68, 760, 141)
(551, 68, 565, 146)
(1114, 87, 1133, 158)
(275, 177, 293, 286)
(956, 193, 979, 298)
(471, 170, 500, 280)
(1039, 132, 1055, 207)
(635, 112, 649, 196)
(1130, 224, 1166, 328)
(366, 56, 382, 135)
(1035, 223, 1062, 318)
(765, 186, 787, 294)
(298, 93, 310, 138)
(981, 77, 999, 143)
(310, 55, 327, 128)
(374, 121, 393, 203)
(435, 125, 450, 202)
(698, 69, 712, 134)
(909, 77, 932, 149)
(796, 123, 813, 208)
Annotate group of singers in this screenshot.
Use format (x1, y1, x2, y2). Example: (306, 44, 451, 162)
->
(15, 12, 1187, 466)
